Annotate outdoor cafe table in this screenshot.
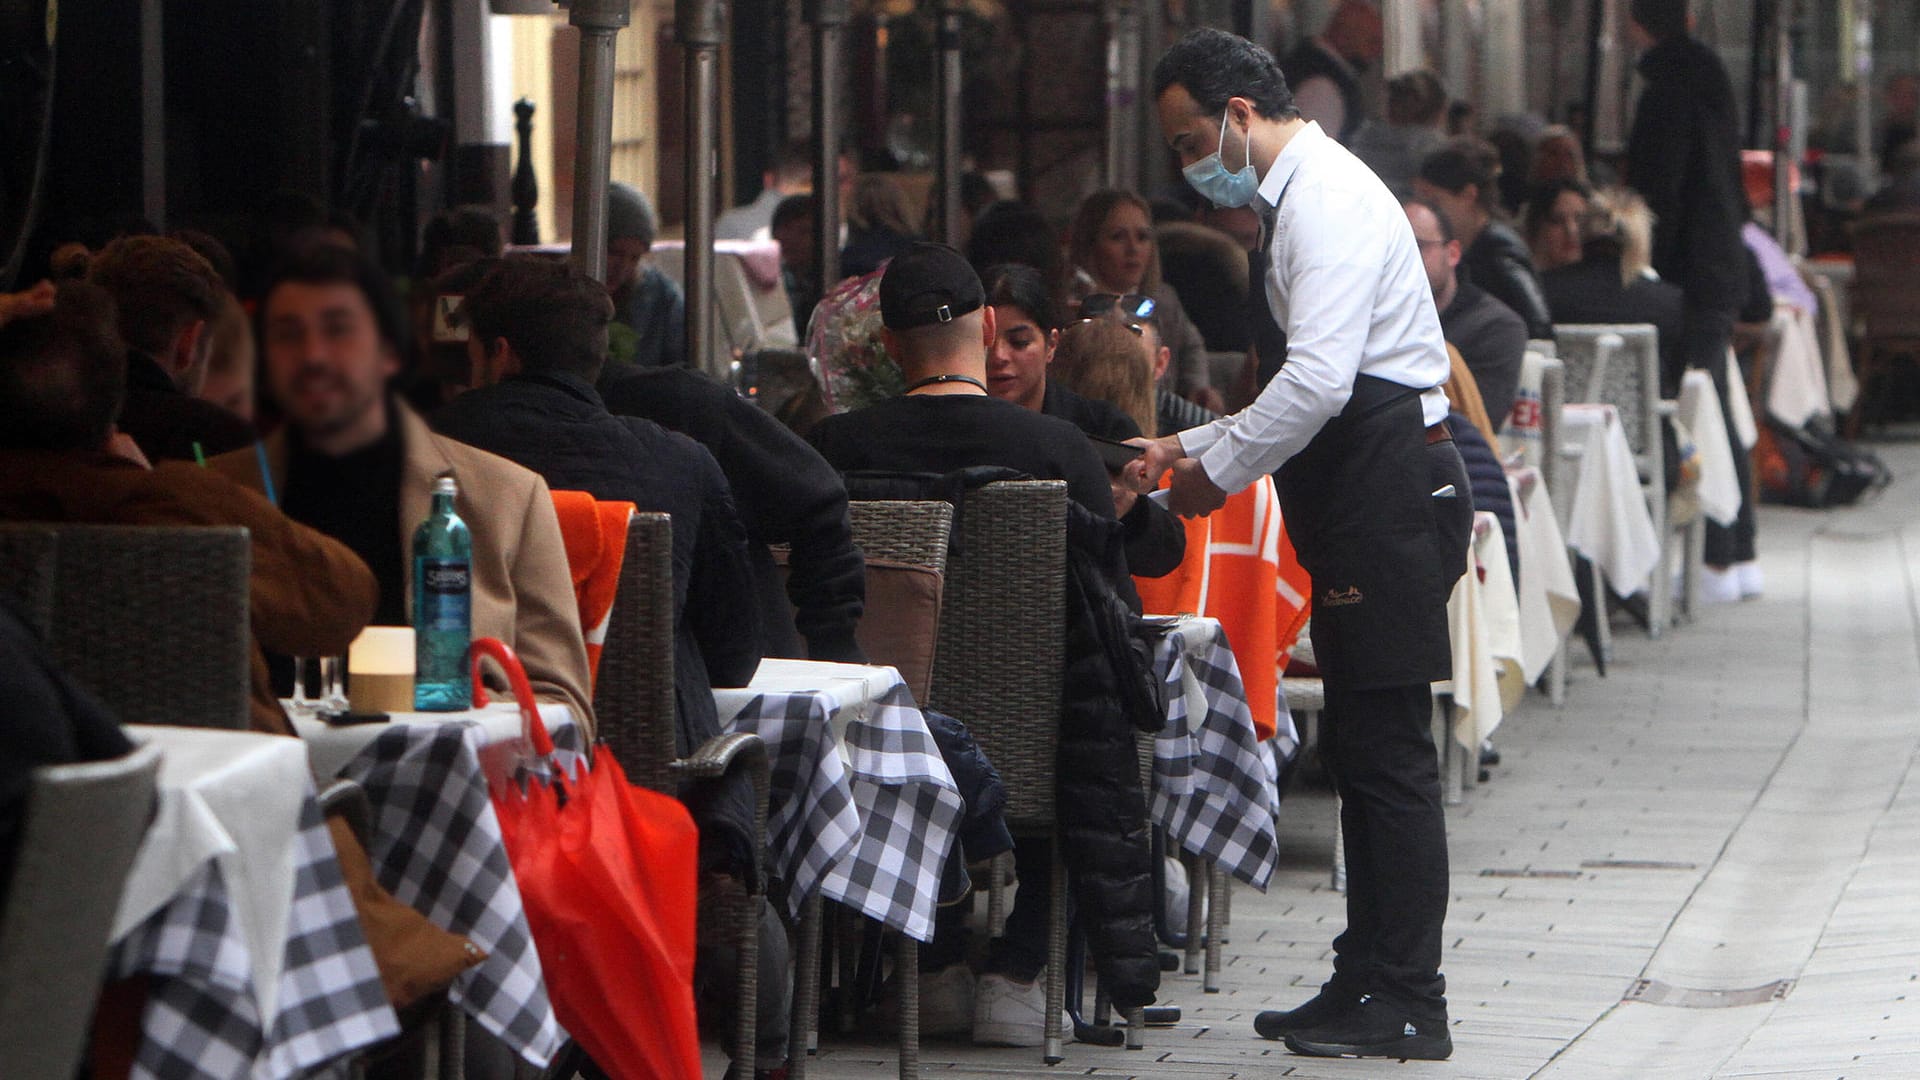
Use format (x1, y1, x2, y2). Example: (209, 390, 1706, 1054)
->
(1559, 403, 1664, 596)
(292, 702, 582, 1068)
(109, 725, 397, 1080)
(1506, 465, 1582, 683)
(1146, 615, 1283, 892)
(712, 660, 963, 943)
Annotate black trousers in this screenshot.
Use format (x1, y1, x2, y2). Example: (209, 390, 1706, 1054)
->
(1321, 681, 1450, 1022)
(1683, 303, 1758, 567)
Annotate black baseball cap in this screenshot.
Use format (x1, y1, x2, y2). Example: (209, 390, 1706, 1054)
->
(879, 243, 987, 330)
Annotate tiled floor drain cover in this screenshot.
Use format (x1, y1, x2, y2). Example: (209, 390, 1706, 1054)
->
(1580, 860, 1697, 870)
(1479, 868, 1584, 878)
(1622, 978, 1794, 1007)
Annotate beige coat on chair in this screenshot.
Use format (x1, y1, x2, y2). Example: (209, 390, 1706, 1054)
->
(213, 401, 597, 737)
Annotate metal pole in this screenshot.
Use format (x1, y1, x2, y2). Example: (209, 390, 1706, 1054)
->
(1772, 0, 1793, 248)
(1852, 0, 1876, 184)
(682, 0, 727, 375)
(808, 0, 849, 298)
(140, 0, 166, 229)
(568, 0, 630, 281)
(937, 0, 965, 247)
(1103, 0, 1141, 193)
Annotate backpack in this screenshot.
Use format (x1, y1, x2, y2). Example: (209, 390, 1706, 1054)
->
(1756, 420, 1891, 508)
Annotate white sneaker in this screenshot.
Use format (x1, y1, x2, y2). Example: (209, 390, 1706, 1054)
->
(1735, 560, 1764, 600)
(918, 964, 976, 1038)
(972, 971, 1072, 1047)
(1699, 564, 1742, 604)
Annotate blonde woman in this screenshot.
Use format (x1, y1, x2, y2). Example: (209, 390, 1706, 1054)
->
(1067, 189, 1225, 412)
(1537, 185, 1686, 392)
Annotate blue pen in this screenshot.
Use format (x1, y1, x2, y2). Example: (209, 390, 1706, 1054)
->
(254, 441, 278, 506)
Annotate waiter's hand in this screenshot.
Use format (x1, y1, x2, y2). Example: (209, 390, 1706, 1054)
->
(1126, 435, 1183, 490)
(1166, 458, 1228, 517)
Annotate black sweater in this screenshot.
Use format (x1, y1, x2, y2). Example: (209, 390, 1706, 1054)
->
(600, 366, 866, 663)
(1039, 381, 1186, 579)
(432, 372, 763, 728)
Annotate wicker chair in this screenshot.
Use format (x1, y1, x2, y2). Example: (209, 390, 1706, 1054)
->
(0, 741, 161, 1079)
(922, 481, 1079, 1064)
(786, 499, 952, 1080)
(1553, 324, 1683, 638)
(1847, 213, 1920, 438)
(0, 524, 251, 728)
(586, 511, 771, 1077)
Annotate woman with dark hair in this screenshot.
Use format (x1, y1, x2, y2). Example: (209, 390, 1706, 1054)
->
(1521, 178, 1594, 274)
(1415, 138, 1555, 338)
(1067, 189, 1224, 412)
(979, 263, 1185, 579)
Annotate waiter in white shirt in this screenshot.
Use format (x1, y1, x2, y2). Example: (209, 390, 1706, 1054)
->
(1137, 28, 1470, 1062)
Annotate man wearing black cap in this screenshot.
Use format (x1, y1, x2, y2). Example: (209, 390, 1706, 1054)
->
(810, 243, 1161, 1048)
(808, 243, 1114, 522)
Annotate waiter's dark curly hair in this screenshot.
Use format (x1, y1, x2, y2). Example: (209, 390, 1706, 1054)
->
(1151, 28, 1297, 120)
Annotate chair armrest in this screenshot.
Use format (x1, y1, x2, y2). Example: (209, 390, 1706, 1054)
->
(318, 779, 373, 848)
(673, 732, 771, 893)
(1657, 399, 1679, 417)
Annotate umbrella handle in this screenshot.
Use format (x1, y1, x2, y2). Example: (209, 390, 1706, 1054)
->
(470, 637, 555, 757)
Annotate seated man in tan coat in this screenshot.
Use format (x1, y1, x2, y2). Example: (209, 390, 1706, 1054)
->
(0, 282, 374, 734)
(0, 280, 485, 1013)
(212, 245, 595, 733)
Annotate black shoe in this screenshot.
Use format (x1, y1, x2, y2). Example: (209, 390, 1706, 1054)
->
(1282, 996, 1452, 1060)
(1252, 985, 1362, 1040)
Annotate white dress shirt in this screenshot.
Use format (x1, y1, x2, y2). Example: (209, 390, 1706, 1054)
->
(1178, 121, 1451, 495)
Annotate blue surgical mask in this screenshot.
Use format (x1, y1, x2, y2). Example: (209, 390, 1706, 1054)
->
(1183, 111, 1260, 208)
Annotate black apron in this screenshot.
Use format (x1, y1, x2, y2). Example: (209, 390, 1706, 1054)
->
(1248, 223, 1469, 691)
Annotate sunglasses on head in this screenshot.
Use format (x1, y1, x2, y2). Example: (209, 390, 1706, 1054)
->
(1078, 293, 1157, 321)
(1071, 317, 1145, 337)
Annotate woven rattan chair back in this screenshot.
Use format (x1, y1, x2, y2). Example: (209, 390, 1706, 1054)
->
(847, 499, 953, 705)
(591, 511, 677, 793)
(848, 500, 953, 576)
(1553, 323, 1662, 459)
(0, 526, 57, 638)
(0, 741, 161, 1078)
(926, 481, 1068, 829)
(44, 526, 251, 729)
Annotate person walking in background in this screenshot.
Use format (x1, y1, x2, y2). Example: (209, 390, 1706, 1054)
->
(1623, 0, 1761, 596)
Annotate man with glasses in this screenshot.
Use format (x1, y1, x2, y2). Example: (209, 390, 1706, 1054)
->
(1139, 28, 1471, 1061)
(1404, 199, 1528, 423)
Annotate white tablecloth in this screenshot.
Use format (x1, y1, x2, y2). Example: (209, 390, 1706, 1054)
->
(1677, 369, 1743, 528)
(1766, 305, 1831, 430)
(115, 727, 309, 1027)
(1560, 403, 1663, 595)
(1446, 514, 1525, 750)
(1507, 468, 1581, 682)
(294, 701, 578, 780)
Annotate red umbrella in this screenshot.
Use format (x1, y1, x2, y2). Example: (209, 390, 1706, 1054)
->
(473, 638, 702, 1079)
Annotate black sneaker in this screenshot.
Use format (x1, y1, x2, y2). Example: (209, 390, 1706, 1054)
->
(1252, 984, 1362, 1040)
(1282, 996, 1452, 1060)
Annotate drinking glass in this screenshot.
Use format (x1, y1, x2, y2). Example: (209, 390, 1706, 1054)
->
(319, 656, 351, 716)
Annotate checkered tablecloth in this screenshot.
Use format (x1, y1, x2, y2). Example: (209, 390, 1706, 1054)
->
(1150, 617, 1282, 891)
(323, 712, 583, 1068)
(109, 794, 397, 1080)
(716, 662, 964, 943)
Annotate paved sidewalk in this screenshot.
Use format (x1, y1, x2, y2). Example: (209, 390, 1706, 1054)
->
(722, 439, 1920, 1080)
